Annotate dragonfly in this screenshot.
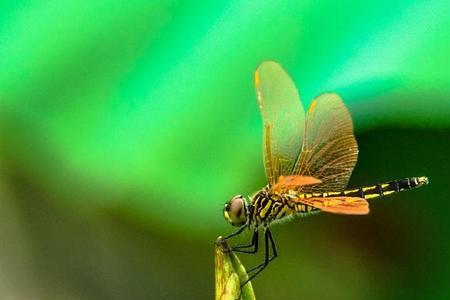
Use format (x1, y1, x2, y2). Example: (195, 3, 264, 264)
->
(222, 61, 429, 287)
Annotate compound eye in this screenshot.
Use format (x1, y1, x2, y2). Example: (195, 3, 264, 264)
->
(229, 196, 244, 218)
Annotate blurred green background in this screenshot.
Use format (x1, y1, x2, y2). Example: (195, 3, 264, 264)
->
(0, 1, 449, 299)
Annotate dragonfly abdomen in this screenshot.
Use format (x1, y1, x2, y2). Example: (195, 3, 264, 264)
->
(311, 176, 429, 200)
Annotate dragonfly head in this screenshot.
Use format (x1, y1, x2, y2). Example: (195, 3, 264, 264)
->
(223, 195, 249, 226)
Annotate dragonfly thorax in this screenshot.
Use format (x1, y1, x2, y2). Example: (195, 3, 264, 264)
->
(223, 195, 249, 226)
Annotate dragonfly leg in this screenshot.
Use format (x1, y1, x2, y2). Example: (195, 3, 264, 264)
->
(240, 227, 278, 287)
(246, 228, 278, 273)
(221, 224, 248, 253)
(267, 228, 278, 258)
(231, 228, 259, 253)
(223, 224, 247, 240)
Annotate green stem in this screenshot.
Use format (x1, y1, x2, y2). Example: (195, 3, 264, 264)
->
(215, 236, 256, 300)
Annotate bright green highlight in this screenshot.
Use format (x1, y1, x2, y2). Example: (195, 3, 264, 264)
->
(0, 0, 449, 233)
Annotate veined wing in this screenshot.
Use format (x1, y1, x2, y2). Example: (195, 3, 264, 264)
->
(292, 196, 369, 215)
(271, 175, 321, 192)
(255, 61, 305, 186)
(293, 93, 358, 193)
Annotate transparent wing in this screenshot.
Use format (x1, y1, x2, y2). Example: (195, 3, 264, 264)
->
(255, 61, 305, 185)
(271, 175, 322, 192)
(289, 196, 369, 215)
(293, 93, 358, 192)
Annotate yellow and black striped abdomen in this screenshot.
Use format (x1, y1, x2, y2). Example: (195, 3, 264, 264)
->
(312, 176, 429, 200)
(343, 176, 428, 200)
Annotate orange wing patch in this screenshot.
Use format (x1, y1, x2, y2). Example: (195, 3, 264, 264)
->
(272, 175, 322, 192)
(293, 196, 369, 215)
